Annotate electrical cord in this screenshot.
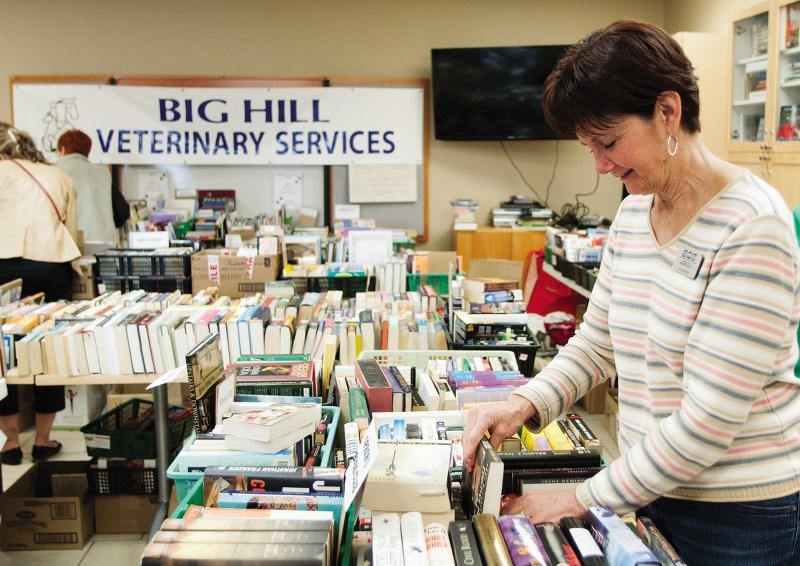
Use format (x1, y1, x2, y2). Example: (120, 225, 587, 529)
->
(499, 140, 548, 206)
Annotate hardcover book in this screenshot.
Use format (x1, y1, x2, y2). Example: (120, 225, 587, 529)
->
(185, 331, 226, 435)
(140, 541, 328, 565)
(354, 358, 393, 414)
(586, 506, 660, 566)
(424, 522, 456, 566)
(221, 400, 320, 442)
(371, 512, 404, 566)
(635, 517, 688, 566)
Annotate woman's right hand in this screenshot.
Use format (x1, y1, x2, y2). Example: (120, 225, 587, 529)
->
(462, 395, 535, 472)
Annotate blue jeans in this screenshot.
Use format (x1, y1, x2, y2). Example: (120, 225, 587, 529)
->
(637, 493, 800, 565)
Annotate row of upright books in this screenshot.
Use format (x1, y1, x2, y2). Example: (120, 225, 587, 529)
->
(3, 279, 453, 378)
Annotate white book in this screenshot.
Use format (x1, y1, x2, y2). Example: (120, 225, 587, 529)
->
(139, 318, 156, 374)
(387, 314, 400, 350)
(302, 319, 321, 356)
(264, 322, 282, 355)
(127, 317, 146, 374)
(338, 323, 349, 366)
(28, 332, 44, 376)
(81, 319, 102, 374)
(237, 311, 252, 356)
(401, 511, 430, 566)
(291, 321, 308, 355)
(372, 512, 404, 566)
(423, 523, 455, 566)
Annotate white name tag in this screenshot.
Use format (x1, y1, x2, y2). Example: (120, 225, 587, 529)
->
(672, 246, 704, 279)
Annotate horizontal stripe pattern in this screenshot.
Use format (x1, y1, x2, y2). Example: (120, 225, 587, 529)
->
(515, 171, 800, 514)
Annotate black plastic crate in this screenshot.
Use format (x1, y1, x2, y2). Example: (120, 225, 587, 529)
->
(96, 250, 127, 277)
(96, 276, 140, 293)
(80, 399, 192, 460)
(326, 275, 373, 297)
(88, 460, 157, 495)
(450, 331, 540, 378)
(96, 249, 193, 278)
(138, 276, 192, 293)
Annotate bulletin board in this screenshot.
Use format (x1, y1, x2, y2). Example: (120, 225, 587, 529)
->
(328, 76, 430, 243)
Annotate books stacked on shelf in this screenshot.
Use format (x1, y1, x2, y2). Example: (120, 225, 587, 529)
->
(451, 198, 479, 231)
(142, 507, 335, 565)
(492, 207, 522, 227)
(788, 1, 800, 50)
(459, 277, 525, 315)
(777, 104, 800, 141)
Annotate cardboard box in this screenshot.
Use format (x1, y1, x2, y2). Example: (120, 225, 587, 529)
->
(579, 380, 609, 414)
(53, 384, 108, 430)
(0, 460, 94, 551)
(191, 249, 281, 298)
(72, 257, 96, 301)
(469, 258, 524, 288)
(106, 382, 189, 411)
(94, 494, 160, 534)
(604, 387, 619, 439)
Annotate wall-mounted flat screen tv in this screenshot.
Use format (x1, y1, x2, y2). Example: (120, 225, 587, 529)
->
(431, 45, 573, 141)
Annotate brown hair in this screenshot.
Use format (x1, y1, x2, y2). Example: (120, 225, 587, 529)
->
(542, 20, 700, 138)
(57, 129, 92, 157)
(0, 122, 47, 163)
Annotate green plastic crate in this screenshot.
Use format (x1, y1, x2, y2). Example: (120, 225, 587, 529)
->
(407, 273, 461, 296)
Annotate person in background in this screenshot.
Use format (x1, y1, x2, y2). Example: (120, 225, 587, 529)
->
(0, 122, 80, 464)
(56, 129, 117, 243)
(462, 21, 800, 565)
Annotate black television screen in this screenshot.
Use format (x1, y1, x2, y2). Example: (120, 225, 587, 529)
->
(431, 45, 572, 141)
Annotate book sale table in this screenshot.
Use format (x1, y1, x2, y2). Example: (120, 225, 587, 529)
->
(5, 367, 187, 537)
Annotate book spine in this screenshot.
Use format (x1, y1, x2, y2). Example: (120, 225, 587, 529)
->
(423, 522, 456, 566)
(152, 528, 331, 544)
(635, 517, 688, 566)
(496, 514, 550, 566)
(472, 513, 513, 566)
(534, 521, 581, 566)
(140, 541, 326, 565)
(400, 511, 430, 566)
(557, 419, 589, 452)
(586, 506, 660, 566)
(203, 466, 344, 497)
(560, 517, 606, 566)
(185, 351, 202, 435)
(566, 412, 602, 449)
(354, 358, 393, 413)
(543, 421, 576, 451)
(372, 512, 404, 566)
(448, 520, 485, 566)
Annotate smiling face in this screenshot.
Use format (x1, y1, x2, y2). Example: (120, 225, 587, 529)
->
(578, 114, 669, 195)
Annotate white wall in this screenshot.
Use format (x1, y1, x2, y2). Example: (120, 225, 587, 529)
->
(6, 0, 745, 249)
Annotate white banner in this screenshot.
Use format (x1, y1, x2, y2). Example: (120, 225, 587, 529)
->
(12, 83, 423, 166)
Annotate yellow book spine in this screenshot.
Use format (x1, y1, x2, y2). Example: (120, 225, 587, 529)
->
(542, 421, 574, 451)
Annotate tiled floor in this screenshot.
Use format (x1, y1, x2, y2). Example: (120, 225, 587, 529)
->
(0, 408, 619, 566)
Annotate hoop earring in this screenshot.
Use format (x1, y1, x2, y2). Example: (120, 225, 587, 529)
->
(667, 132, 678, 157)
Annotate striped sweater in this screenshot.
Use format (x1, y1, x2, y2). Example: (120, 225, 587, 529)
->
(514, 171, 800, 514)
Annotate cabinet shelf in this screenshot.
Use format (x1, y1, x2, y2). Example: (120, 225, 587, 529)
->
(4, 368, 187, 386)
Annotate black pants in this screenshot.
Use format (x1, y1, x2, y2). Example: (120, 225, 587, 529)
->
(0, 258, 72, 416)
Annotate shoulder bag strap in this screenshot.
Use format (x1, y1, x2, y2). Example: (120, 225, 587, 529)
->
(10, 159, 65, 223)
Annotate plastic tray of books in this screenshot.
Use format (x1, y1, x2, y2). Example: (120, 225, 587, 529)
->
(88, 461, 158, 496)
(407, 273, 462, 296)
(357, 349, 520, 373)
(170, 474, 205, 519)
(167, 405, 340, 502)
(80, 398, 192, 460)
(449, 332, 540, 378)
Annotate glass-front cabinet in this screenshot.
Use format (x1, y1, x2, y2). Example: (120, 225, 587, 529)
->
(728, 1, 800, 206)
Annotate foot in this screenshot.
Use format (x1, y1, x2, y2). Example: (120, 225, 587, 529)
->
(32, 441, 62, 461)
(1, 447, 23, 465)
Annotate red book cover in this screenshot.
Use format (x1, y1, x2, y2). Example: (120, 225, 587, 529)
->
(354, 358, 393, 413)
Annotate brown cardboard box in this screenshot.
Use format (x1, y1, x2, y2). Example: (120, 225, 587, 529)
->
(106, 383, 189, 411)
(604, 387, 619, 439)
(190, 249, 281, 298)
(469, 258, 524, 288)
(0, 460, 94, 551)
(94, 495, 160, 534)
(72, 257, 96, 301)
(579, 380, 609, 414)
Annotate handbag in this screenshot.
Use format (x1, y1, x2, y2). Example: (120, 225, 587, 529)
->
(11, 159, 65, 222)
(112, 185, 131, 228)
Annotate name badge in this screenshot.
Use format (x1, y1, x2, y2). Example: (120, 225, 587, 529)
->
(672, 246, 704, 279)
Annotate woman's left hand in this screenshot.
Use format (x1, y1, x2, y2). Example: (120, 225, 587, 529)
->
(499, 488, 587, 523)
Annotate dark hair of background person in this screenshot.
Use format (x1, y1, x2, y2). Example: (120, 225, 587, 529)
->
(542, 20, 701, 139)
